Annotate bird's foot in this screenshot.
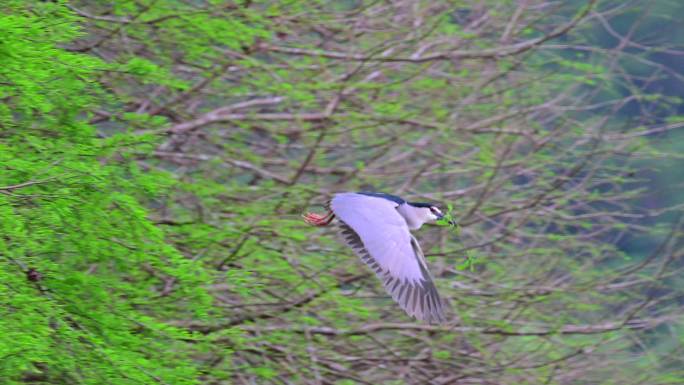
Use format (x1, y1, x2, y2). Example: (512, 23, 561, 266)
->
(303, 210, 335, 226)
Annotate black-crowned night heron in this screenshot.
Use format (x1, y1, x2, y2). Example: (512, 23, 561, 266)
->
(304, 192, 450, 323)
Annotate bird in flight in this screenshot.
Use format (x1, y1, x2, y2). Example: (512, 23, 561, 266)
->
(304, 192, 450, 323)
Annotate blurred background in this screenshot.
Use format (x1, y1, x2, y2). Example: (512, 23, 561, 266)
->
(2, 1, 684, 384)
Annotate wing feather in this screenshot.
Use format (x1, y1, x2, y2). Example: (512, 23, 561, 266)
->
(331, 193, 446, 323)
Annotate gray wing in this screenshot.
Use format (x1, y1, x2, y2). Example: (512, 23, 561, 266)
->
(331, 192, 446, 323)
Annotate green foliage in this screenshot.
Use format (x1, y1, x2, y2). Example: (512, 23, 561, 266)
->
(0, 2, 210, 383)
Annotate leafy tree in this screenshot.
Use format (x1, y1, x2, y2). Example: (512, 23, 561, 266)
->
(1, 2, 210, 384)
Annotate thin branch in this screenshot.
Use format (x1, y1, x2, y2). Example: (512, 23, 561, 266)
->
(259, 0, 597, 63)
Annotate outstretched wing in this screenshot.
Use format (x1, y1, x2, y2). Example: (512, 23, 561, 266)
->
(331, 192, 446, 323)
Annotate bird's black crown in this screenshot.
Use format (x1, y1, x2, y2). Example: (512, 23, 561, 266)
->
(408, 202, 438, 208)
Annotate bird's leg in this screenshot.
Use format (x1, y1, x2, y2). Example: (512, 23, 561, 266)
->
(303, 210, 335, 226)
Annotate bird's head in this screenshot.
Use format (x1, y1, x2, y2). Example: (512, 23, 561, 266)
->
(406, 202, 456, 227)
